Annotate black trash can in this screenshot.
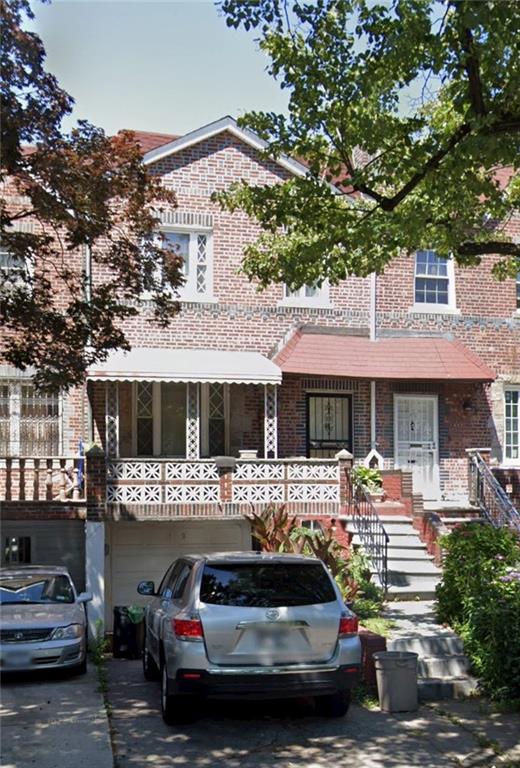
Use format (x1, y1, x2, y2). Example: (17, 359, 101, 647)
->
(113, 606, 145, 659)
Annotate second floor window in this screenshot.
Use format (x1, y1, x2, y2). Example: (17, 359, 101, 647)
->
(414, 250, 455, 308)
(161, 230, 213, 301)
(282, 282, 330, 307)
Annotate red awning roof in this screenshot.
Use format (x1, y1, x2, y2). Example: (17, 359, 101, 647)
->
(275, 331, 495, 381)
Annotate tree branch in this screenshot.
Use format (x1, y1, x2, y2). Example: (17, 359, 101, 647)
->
(453, 0, 487, 117)
(456, 241, 520, 258)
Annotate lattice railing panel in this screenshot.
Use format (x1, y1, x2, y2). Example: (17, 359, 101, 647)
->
(166, 462, 219, 480)
(234, 462, 284, 481)
(287, 484, 339, 502)
(232, 484, 284, 503)
(287, 463, 338, 481)
(165, 484, 219, 503)
(107, 461, 161, 481)
(107, 484, 162, 504)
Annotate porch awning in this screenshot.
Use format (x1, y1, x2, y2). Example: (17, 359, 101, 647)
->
(87, 347, 282, 385)
(275, 330, 495, 381)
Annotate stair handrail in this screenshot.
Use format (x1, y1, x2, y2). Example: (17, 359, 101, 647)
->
(345, 467, 389, 592)
(468, 450, 520, 533)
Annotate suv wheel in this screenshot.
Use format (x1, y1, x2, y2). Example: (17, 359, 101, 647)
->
(315, 690, 351, 718)
(143, 636, 159, 681)
(161, 663, 197, 725)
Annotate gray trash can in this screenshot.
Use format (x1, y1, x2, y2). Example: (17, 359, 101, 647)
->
(372, 651, 418, 712)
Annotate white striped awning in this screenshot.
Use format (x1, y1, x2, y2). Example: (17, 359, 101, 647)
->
(87, 347, 282, 385)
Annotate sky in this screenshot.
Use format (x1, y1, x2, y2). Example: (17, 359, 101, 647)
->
(30, 0, 290, 137)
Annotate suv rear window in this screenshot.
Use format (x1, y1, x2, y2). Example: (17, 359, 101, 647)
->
(200, 562, 336, 607)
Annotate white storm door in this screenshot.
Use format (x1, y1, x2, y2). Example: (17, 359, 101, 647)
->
(394, 395, 439, 499)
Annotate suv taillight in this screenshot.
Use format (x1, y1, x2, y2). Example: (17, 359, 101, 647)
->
(338, 615, 359, 637)
(172, 616, 204, 641)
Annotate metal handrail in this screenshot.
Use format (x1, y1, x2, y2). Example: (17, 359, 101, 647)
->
(345, 467, 389, 592)
(468, 451, 520, 533)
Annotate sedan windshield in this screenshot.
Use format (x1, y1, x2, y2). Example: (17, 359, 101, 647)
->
(0, 574, 75, 604)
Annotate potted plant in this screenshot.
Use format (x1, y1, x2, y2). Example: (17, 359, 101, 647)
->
(352, 465, 385, 502)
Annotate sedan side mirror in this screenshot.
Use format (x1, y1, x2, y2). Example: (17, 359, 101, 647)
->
(77, 591, 93, 603)
(137, 580, 156, 596)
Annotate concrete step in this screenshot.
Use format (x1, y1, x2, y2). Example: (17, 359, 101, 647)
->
(389, 635, 465, 656)
(387, 547, 432, 560)
(418, 655, 471, 678)
(380, 581, 440, 600)
(418, 676, 479, 702)
(384, 560, 441, 575)
(386, 536, 427, 548)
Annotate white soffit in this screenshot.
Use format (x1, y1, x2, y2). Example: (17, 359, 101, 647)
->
(142, 115, 309, 179)
(87, 347, 282, 385)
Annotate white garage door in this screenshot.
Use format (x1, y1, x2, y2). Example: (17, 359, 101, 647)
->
(107, 519, 251, 627)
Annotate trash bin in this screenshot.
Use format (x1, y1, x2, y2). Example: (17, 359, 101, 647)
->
(372, 651, 419, 712)
(113, 605, 145, 659)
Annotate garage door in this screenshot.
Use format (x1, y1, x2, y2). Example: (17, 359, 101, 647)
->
(107, 519, 251, 627)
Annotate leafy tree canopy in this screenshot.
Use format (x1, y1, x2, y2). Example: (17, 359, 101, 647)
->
(1, 0, 182, 390)
(218, 0, 520, 291)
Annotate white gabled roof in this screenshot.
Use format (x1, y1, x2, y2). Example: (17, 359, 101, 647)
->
(87, 347, 282, 385)
(143, 115, 309, 178)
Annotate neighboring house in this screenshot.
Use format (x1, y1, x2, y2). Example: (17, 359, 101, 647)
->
(1, 116, 519, 632)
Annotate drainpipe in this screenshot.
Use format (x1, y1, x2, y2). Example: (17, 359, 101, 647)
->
(369, 272, 377, 451)
(84, 243, 93, 443)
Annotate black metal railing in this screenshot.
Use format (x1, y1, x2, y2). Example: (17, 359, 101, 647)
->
(468, 451, 520, 534)
(345, 468, 389, 591)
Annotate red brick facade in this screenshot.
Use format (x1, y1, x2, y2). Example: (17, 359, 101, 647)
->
(2, 123, 519, 510)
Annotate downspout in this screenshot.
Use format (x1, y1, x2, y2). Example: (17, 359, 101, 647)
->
(83, 243, 93, 443)
(370, 272, 377, 451)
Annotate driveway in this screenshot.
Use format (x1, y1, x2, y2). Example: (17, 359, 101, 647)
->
(107, 659, 519, 768)
(0, 665, 113, 768)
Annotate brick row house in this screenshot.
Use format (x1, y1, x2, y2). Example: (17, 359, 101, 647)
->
(1, 116, 519, 633)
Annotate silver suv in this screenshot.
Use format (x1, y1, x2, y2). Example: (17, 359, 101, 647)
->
(138, 552, 361, 724)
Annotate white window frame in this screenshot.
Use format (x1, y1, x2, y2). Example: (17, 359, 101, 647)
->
(504, 386, 520, 466)
(410, 250, 458, 314)
(279, 281, 331, 308)
(131, 381, 231, 458)
(158, 226, 215, 303)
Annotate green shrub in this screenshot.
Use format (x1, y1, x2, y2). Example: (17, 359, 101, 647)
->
(436, 522, 519, 626)
(436, 522, 520, 700)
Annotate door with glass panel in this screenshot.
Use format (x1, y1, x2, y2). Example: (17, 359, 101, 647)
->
(135, 382, 186, 456)
(307, 394, 352, 458)
(394, 395, 439, 499)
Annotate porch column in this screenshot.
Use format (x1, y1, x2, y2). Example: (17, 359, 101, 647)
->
(85, 520, 105, 641)
(264, 383, 278, 459)
(186, 382, 200, 459)
(105, 381, 119, 458)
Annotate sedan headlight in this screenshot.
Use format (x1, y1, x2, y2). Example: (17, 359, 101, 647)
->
(50, 624, 83, 640)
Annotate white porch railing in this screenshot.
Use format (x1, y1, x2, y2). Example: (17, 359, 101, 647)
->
(0, 457, 85, 502)
(106, 458, 340, 505)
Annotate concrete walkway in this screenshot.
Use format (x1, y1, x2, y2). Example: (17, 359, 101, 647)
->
(384, 600, 478, 700)
(0, 665, 113, 768)
(106, 658, 520, 768)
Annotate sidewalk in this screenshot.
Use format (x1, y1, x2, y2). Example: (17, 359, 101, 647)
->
(0, 665, 113, 768)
